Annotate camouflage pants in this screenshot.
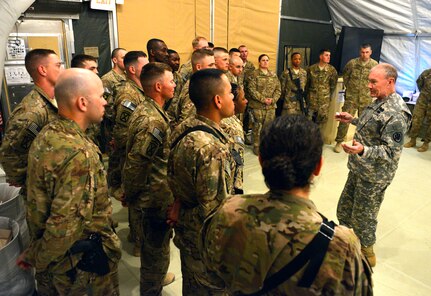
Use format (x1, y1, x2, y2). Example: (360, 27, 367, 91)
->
(140, 208, 172, 295)
(35, 264, 119, 296)
(308, 95, 330, 125)
(107, 148, 122, 189)
(335, 99, 369, 143)
(179, 250, 227, 296)
(251, 108, 275, 151)
(129, 206, 143, 247)
(337, 171, 389, 247)
(408, 94, 431, 142)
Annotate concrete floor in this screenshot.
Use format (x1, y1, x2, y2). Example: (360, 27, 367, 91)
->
(113, 139, 431, 296)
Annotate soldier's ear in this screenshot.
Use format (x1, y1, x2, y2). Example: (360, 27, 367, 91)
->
(37, 65, 47, 77)
(214, 94, 222, 110)
(313, 156, 323, 177)
(77, 96, 88, 112)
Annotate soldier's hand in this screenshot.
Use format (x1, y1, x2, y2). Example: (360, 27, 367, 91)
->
(342, 139, 364, 155)
(264, 98, 273, 105)
(167, 199, 181, 227)
(335, 112, 353, 123)
(16, 251, 32, 270)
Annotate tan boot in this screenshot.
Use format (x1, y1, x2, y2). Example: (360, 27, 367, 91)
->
(404, 138, 416, 148)
(162, 272, 175, 286)
(333, 142, 342, 153)
(361, 245, 376, 267)
(417, 142, 429, 152)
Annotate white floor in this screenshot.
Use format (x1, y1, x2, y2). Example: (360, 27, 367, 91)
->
(112, 140, 431, 296)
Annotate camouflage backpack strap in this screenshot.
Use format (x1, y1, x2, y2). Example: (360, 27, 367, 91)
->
(170, 125, 224, 149)
(246, 214, 336, 296)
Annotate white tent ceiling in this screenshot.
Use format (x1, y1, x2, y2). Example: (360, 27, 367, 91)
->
(327, 0, 431, 95)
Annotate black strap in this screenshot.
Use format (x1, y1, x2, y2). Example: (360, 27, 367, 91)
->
(246, 215, 336, 296)
(170, 125, 224, 149)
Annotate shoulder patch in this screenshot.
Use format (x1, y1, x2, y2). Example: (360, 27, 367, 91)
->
(393, 132, 403, 143)
(150, 127, 165, 144)
(27, 122, 41, 137)
(121, 100, 137, 111)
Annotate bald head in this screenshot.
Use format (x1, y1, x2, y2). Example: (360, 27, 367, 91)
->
(55, 68, 106, 128)
(229, 55, 244, 76)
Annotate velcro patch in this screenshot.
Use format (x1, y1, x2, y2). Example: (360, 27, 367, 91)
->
(393, 132, 403, 143)
(27, 122, 41, 137)
(121, 100, 137, 111)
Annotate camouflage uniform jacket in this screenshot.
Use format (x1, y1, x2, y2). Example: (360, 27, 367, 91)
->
(173, 79, 196, 127)
(220, 115, 244, 193)
(306, 63, 338, 109)
(0, 86, 58, 189)
(24, 117, 121, 273)
(123, 96, 173, 209)
(178, 59, 192, 84)
(102, 69, 126, 121)
(279, 67, 307, 105)
(417, 68, 431, 95)
(349, 92, 411, 183)
(168, 115, 232, 254)
(226, 71, 244, 88)
(112, 78, 146, 150)
(246, 69, 281, 109)
(343, 58, 378, 105)
(202, 191, 373, 295)
(242, 61, 256, 78)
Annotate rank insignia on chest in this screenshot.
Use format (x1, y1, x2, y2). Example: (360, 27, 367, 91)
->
(392, 131, 403, 143)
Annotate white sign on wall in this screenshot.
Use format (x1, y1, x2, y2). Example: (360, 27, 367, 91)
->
(90, 0, 115, 11)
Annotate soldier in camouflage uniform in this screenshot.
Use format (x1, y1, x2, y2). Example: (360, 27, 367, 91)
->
(178, 36, 209, 83)
(17, 69, 121, 295)
(226, 55, 244, 87)
(101, 47, 127, 149)
(167, 69, 235, 295)
(170, 49, 216, 128)
(0, 49, 61, 199)
(110, 51, 148, 255)
(239, 45, 256, 142)
(306, 49, 338, 128)
(122, 63, 176, 294)
(147, 38, 169, 64)
(334, 44, 378, 153)
(202, 114, 373, 295)
(214, 47, 230, 72)
(165, 49, 183, 122)
(246, 54, 281, 155)
(279, 52, 308, 115)
(220, 84, 248, 194)
(336, 64, 411, 267)
(238, 45, 255, 81)
(404, 68, 431, 152)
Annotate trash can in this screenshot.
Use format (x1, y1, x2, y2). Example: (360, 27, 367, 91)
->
(0, 183, 30, 248)
(0, 217, 35, 296)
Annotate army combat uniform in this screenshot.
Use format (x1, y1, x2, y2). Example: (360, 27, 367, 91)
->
(122, 96, 173, 295)
(221, 115, 244, 194)
(337, 92, 411, 247)
(170, 79, 196, 128)
(101, 69, 127, 149)
(226, 71, 244, 88)
(25, 117, 122, 295)
(0, 86, 58, 198)
(168, 115, 233, 295)
(202, 191, 373, 295)
(165, 71, 184, 123)
(306, 63, 338, 126)
(279, 67, 308, 115)
(335, 58, 378, 143)
(178, 60, 192, 84)
(406, 69, 431, 144)
(246, 69, 281, 153)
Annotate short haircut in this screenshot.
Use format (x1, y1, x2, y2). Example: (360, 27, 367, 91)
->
(167, 49, 178, 55)
(260, 114, 323, 191)
(24, 48, 57, 77)
(191, 48, 214, 67)
(111, 47, 126, 59)
(258, 54, 269, 62)
(229, 48, 240, 55)
(189, 68, 225, 111)
(146, 38, 165, 55)
(140, 62, 172, 92)
(124, 51, 147, 69)
(375, 63, 398, 82)
(238, 45, 247, 49)
(291, 52, 301, 59)
(361, 43, 372, 50)
(208, 42, 215, 49)
(192, 36, 207, 48)
(213, 47, 229, 55)
(319, 49, 331, 55)
(71, 54, 98, 68)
